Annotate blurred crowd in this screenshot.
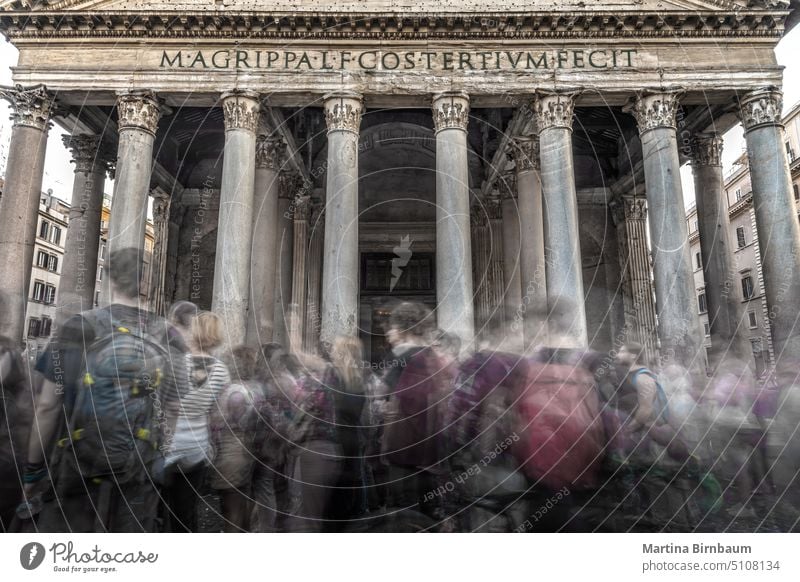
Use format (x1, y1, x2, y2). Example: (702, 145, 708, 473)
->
(1, 247, 800, 533)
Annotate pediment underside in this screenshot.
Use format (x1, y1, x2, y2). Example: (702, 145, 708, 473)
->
(1, 0, 785, 14)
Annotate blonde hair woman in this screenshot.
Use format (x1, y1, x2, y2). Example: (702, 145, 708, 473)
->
(163, 310, 231, 532)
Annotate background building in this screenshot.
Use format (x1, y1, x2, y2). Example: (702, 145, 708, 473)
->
(0, 183, 156, 355)
(25, 189, 69, 352)
(686, 100, 800, 376)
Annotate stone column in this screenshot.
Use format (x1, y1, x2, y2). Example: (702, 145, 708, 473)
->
(320, 92, 363, 347)
(486, 196, 506, 336)
(510, 136, 547, 347)
(471, 207, 489, 333)
(148, 188, 171, 316)
(108, 91, 161, 255)
(211, 90, 260, 346)
(289, 196, 311, 352)
(57, 134, 110, 324)
(500, 173, 523, 345)
(0, 85, 53, 342)
(273, 173, 297, 348)
(628, 91, 705, 377)
(247, 135, 285, 346)
(304, 200, 325, 352)
(611, 196, 659, 365)
(535, 92, 587, 346)
(739, 88, 800, 362)
(433, 91, 475, 346)
(691, 133, 754, 365)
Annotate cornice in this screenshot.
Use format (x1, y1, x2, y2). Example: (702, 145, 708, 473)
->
(0, 11, 789, 40)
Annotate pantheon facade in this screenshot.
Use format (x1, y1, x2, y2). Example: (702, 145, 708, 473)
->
(0, 1, 799, 375)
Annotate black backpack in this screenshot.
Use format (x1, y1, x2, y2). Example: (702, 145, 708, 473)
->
(57, 313, 170, 484)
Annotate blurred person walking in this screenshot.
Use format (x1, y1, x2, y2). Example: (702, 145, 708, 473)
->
(20, 248, 189, 532)
(381, 302, 455, 520)
(162, 310, 230, 532)
(0, 291, 33, 532)
(209, 345, 264, 532)
(252, 343, 297, 532)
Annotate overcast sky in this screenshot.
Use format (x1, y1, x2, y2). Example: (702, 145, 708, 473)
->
(0, 25, 799, 206)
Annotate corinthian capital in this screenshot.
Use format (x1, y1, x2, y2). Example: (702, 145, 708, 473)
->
(62, 134, 102, 175)
(324, 92, 363, 134)
(739, 87, 784, 132)
(499, 172, 518, 200)
(116, 91, 161, 136)
(256, 135, 286, 171)
(691, 133, 724, 167)
(432, 91, 470, 133)
(221, 90, 261, 133)
(0, 84, 54, 131)
(508, 135, 540, 172)
(626, 91, 684, 134)
(280, 171, 305, 200)
(534, 92, 577, 131)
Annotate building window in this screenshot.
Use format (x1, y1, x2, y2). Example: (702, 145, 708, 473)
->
(98, 266, 103, 281)
(51, 226, 62, 246)
(704, 323, 710, 336)
(44, 284, 56, 305)
(27, 318, 41, 338)
(794, 184, 799, 201)
(47, 254, 58, 272)
(40, 317, 52, 337)
(735, 188, 742, 201)
(698, 292, 707, 313)
(95, 291, 100, 307)
(32, 281, 45, 302)
(787, 142, 795, 162)
(36, 250, 48, 268)
(748, 311, 758, 329)
(692, 219, 698, 232)
(736, 226, 747, 249)
(39, 221, 49, 239)
(695, 252, 702, 270)
(741, 275, 755, 300)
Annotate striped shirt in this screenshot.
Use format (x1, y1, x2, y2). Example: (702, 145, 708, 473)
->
(178, 353, 230, 419)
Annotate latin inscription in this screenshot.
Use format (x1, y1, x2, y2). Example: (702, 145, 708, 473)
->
(160, 48, 638, 72)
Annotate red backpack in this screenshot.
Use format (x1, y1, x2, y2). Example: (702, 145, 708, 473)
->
(511, 357, 605, 491)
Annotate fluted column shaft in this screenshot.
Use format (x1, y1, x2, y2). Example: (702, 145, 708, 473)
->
(304, 202, 325, 352)
(500, 174, 523, 346)
(739, 88, 800, 362)
(247, 135, 285, 346)
(612, 197, 659, 366)
(321, 92, 363, 347)
(58, 134, 109, 324)
(486, 198, 506, 335)
(511, 136, 547, 347)
(148, 190, 171, 316)
(0, 85, 53, 342)
(471, 209, 489, 333)
(629, 91, 705, 377)
(108, 91, 161, 255)
(691, 133, 753, 365)
(289, 197, 311, 352)
(433, 91, 475, 346)
(535, 92, 587, 346)
(273, 176, 296, 348)
(212, 90, 260, 346)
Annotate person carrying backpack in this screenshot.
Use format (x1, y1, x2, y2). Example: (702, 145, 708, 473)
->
(20, 248, 190, 533)
(1, 291, 33, 531)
